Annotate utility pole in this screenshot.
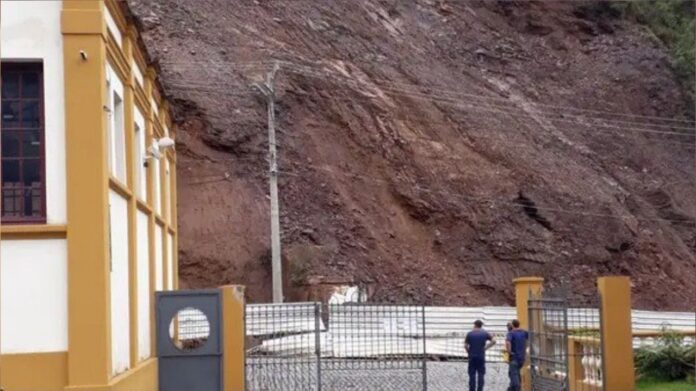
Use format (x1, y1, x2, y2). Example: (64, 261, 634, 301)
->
(0, 1, 4, 387)
(0, 1, 4, 388)
(254, 62, 283, 303)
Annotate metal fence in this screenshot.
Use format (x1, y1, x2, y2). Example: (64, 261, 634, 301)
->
(245, 303, 513, 391)
(245, 302, 695, 391)
(528, 289, 604, 391)
(245, 303, 322, 390)
(322, 303, 427, 390)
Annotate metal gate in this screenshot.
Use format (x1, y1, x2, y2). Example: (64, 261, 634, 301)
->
(528, 290, 569, 391)
(528, 289, 605, 391)
(322, 303, 427, 390)
(156, 290, 223, 391)
(245, 302, 322, 390)
(245, 302, 427, 390)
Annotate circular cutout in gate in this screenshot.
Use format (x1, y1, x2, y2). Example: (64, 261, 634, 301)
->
(169, 307, 210, 351)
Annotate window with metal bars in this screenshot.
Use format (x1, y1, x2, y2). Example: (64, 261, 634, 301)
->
(1, 62, 46, 223)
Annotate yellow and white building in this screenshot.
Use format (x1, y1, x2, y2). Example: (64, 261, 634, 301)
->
(1, 1, 177, 390)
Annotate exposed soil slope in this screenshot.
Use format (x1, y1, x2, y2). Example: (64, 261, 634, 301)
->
(129, 0, 696, 309)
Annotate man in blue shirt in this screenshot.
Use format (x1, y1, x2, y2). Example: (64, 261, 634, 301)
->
(506, 319, 529, 391)
(465, 320, 496, 391)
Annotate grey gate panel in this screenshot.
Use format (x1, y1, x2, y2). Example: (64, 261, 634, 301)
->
(156, 290, 222, 391)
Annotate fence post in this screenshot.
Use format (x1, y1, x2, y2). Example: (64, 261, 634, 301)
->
(514, 277, 544, 391)
(597, 277, 635, 391)
(221, 285, 246, 391)
(315, 302, 322, 391)
(421, 305, 428, 391)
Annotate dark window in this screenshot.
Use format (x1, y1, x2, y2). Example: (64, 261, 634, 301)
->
(1, 63, 46, 223)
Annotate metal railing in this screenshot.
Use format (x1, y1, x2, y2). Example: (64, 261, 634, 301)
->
(244, 303, 695, 390)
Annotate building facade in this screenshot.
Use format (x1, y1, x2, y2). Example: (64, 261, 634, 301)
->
(0, 1, 177, 390)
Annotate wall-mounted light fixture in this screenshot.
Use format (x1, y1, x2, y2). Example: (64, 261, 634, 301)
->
(144, 137, 175, 166)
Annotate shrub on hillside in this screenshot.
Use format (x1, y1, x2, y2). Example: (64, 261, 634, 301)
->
(577, 1, 695, 104)
(635, 329, 696, 382)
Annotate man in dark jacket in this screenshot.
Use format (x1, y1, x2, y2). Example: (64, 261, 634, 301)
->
(506, 319, 529, 391)
(465, 320, 497, 391)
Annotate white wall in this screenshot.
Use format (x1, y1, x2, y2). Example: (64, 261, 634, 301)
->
(0, 239, 68, 353)
(155, 225, 164, 291)
(1, 1, 66, 224)
(136, 210, 151, 360)
(132, 59, 144, 88)
(109, 191, 130, 375)
(168, 232, 175, 290)
(134, 107, 147, 200)
(104, 6, 123, 47)
(153, 157, 161, 216)
(164, 159, 171, 221)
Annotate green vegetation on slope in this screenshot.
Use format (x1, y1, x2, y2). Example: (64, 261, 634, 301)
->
(580, 1, 695, 101)
(624, 1, 695, 100)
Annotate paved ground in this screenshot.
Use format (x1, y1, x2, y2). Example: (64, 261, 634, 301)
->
(247, 359, 509, 390)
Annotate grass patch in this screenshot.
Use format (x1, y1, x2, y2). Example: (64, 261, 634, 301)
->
(637, 377, 695, 391)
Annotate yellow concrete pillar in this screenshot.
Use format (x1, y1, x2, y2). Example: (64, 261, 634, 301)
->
(221, 285, 246, 391)
(514, 277, 544, 328)
(513, 277, 544, 391)
(597, 276, 635, 391)
(62, 0, 112, 387)
(122, 27, 141, 370)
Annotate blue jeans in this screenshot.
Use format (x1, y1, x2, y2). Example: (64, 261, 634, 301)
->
(508, 360, 522, 391)
(468, 357, 486, 391)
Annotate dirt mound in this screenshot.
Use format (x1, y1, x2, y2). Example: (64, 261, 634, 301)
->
(128, 0, 696, 309)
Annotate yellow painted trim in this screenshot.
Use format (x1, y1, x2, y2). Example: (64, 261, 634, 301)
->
(598, 276, 635, 391)
(109, 177, 133, 200)
(62, 5, 106, 37)
(155, 215, 166, 229)
(104, 0, 128, 34)
(134, 85, 149, 115)
(162, 225, 169, 290)
(106, 41, 130, 87)
(153, 121, 164, 139)
(131, 42, 147, 79)
(122, 31, 140, 369)
(1, 224, 68, 239)
(144, 71, 159, 356)
(633, 330, 696, 337)
(162, 157, 170, 223)
(221, 286, 246, 391)
(64, 357, 158, 391)
(0, 352, 68, 391)
(63, 0, 112, 385)
(136, 199, 152, 214)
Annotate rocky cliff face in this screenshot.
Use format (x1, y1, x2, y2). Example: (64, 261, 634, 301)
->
(129, 0, 696, 309)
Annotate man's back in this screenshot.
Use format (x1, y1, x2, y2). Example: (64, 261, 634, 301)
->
(465, 329, 492, 359)
(506, 329, 529, 364)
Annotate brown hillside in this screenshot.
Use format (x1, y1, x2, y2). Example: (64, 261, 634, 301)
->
(128, 0, 696, 309)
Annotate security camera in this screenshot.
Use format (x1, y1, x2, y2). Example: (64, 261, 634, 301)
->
(146, 144, 161, 160)
(157, 136, 175, 150)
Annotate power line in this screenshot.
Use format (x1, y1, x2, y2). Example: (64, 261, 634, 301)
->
(160, 58, 696, 125)
(159, 60, 696, 139)
(182, 82, 696, 148)
(279, 64, 696, 136)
